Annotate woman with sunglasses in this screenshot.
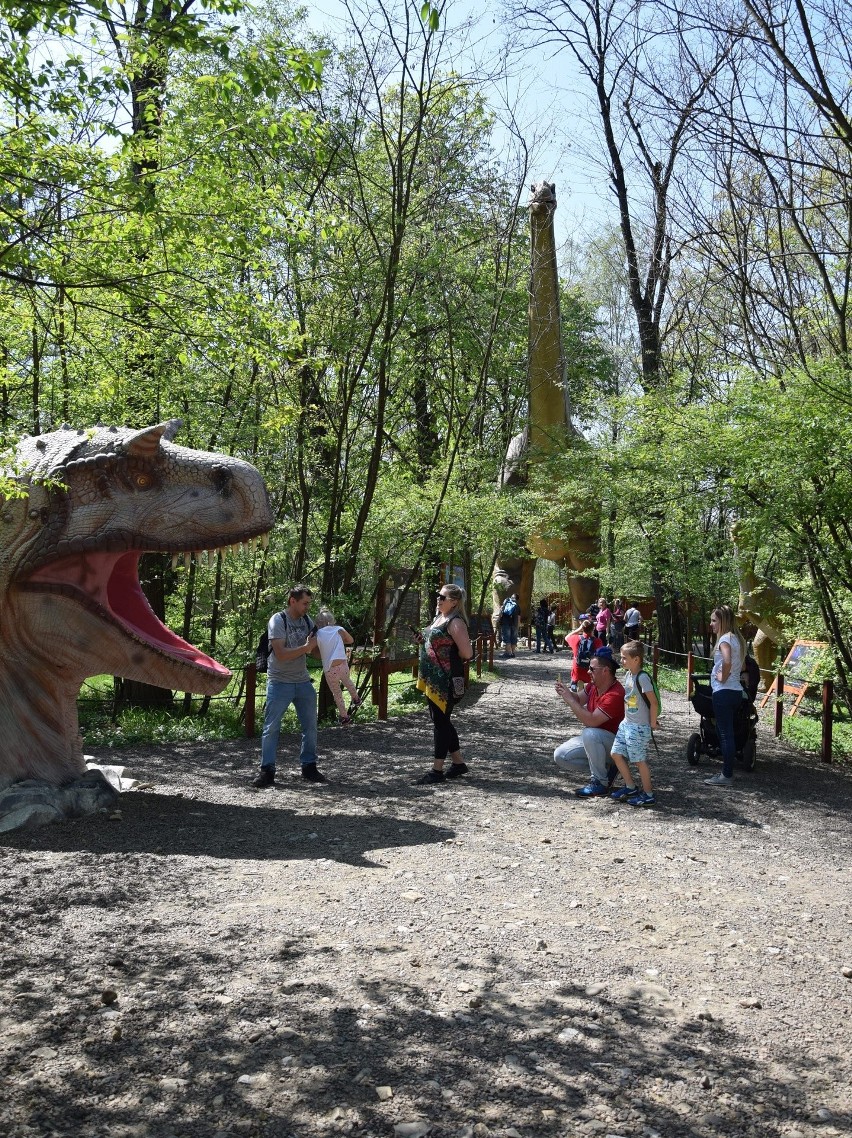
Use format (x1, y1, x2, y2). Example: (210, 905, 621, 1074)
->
(414, 583, 473, 784)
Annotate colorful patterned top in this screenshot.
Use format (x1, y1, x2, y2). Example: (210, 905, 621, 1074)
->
(416, 617, 463, 713)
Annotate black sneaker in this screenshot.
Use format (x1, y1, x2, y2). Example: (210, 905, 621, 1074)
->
(301, 763, 327, 783)
(252, 767, 276, 789)
(445, 762, 468, 779)
(414, 769, 446, 785)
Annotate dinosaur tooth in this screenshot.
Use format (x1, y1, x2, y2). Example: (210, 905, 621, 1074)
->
(171, 554, 179, 570)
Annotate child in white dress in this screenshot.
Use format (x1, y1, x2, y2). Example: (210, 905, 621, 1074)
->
(315, 607, 362, 724)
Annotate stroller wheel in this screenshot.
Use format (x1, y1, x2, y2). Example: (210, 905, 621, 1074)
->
(686, 732, 702, 766)
(740, 734, 756, 771)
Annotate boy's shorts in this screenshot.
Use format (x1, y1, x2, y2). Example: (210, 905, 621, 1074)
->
(501, 623, 518, 646)
(612, 720, 652, 765)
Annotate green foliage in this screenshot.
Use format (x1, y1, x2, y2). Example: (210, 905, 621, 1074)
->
(78, 697, 245, 748)
(419, 4, 441, 32)
(655, 663, 689, 695)
(782, 714, 852, 762)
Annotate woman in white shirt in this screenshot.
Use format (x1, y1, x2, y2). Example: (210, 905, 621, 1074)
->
(705, 604, 747, 787)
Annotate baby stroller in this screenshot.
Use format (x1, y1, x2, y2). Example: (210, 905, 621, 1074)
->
(686, 655, 761, 771)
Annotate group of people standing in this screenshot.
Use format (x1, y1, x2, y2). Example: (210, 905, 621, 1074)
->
(250, 581, 475, 789)
(497, 592, 642, 668)
(562, 597, 642, 691)
(250, 583, 749, 806)
(497, 591, 560, 657)
(552, 603, 750, 805)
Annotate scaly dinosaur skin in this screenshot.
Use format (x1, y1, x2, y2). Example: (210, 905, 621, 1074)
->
(0, 420, 272, 789)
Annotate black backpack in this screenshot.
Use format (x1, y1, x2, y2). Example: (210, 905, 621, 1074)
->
(255, 611, 315, 673)
(576, 635, 595, 669)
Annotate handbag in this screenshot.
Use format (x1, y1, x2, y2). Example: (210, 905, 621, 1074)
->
(438, 615, 467, 700)
(449, 642, 466, 699)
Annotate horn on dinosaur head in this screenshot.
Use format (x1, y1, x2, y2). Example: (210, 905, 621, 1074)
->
(124, 419, 183, 459)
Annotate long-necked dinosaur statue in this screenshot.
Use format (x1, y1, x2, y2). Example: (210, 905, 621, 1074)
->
(733, 522, 794, 687)
(493, 181, 598, 629)
(0, 420, 272, 831)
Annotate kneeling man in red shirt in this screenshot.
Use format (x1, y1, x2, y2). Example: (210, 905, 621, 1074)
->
(554, 651, 625, 797)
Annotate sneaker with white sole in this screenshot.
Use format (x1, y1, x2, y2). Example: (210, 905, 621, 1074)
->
(627, 790, 656, 807)
(575, 780, 608, 798)
(610, 785, 638, 802)
(704, 772, 733, 786)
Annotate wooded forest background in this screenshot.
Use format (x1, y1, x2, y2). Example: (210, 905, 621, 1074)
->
(2, 0, 851, 709)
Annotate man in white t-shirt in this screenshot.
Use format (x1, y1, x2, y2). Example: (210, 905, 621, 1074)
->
(624, 603, 642, 641)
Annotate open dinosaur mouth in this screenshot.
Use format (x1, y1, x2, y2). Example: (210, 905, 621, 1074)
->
(24, 550, 231, 677)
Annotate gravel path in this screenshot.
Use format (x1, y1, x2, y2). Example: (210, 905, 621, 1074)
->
(1, 653, 851, 1138)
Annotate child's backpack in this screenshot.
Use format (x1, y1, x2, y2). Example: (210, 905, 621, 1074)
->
(576, 634, 595, 669)
(637, 669, 662, 716)
(255, 611, 315, 672)
(502, 596, 518, 618)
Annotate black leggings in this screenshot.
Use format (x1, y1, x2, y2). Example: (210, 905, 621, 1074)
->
(429, 698, 459, 762)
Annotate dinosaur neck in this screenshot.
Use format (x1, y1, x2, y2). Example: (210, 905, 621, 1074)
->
(0, 613, 85, 788)
(528, 200, 569, 449)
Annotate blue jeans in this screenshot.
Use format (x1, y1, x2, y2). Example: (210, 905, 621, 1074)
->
(554, 728, 616, 784)
(712, 687, 742, 778)
(261, 679, 318, 769)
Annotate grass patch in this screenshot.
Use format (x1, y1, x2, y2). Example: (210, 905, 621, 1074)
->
(79, 698, 245, 748)
(782, 711, 852, 760)
(655, 663, 689, 694)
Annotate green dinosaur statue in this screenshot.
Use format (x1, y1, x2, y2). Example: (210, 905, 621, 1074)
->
(0, 420, 272, 827)
(493, 182, 598, 628)
(732, 521, 794, 687)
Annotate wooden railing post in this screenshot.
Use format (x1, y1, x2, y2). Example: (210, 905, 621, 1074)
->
(652, 643, 659, 684)
(821, 679, 833, 764)
(476, 635, 483, 677)
(687, 651, 693, 695)
(371, 655, 381, 707)
(245, 663, 257, 738)
(774, 674, 784, 737)
(488, 634, 494, 669)
(378, 653, 389, 721)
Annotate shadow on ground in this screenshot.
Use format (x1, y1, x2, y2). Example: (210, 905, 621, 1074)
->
(1, 932, 843, 1138)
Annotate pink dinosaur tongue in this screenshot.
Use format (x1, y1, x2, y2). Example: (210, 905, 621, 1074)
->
(27, 550, 229, 676)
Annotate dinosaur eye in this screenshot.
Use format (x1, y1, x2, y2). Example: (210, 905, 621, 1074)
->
(134, 473, 154, 490)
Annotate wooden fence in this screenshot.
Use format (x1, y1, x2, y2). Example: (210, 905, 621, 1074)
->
(679, 648, 835, 764)
(244, 636, 837, 763)
(243, 633, 496, 737)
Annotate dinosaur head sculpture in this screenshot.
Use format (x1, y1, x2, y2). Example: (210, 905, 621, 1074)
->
(0, 421, 273, 787)
(528, 181, 557, 216)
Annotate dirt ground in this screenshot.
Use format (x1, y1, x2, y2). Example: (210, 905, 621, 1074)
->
(1, 652, 851, 1138)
